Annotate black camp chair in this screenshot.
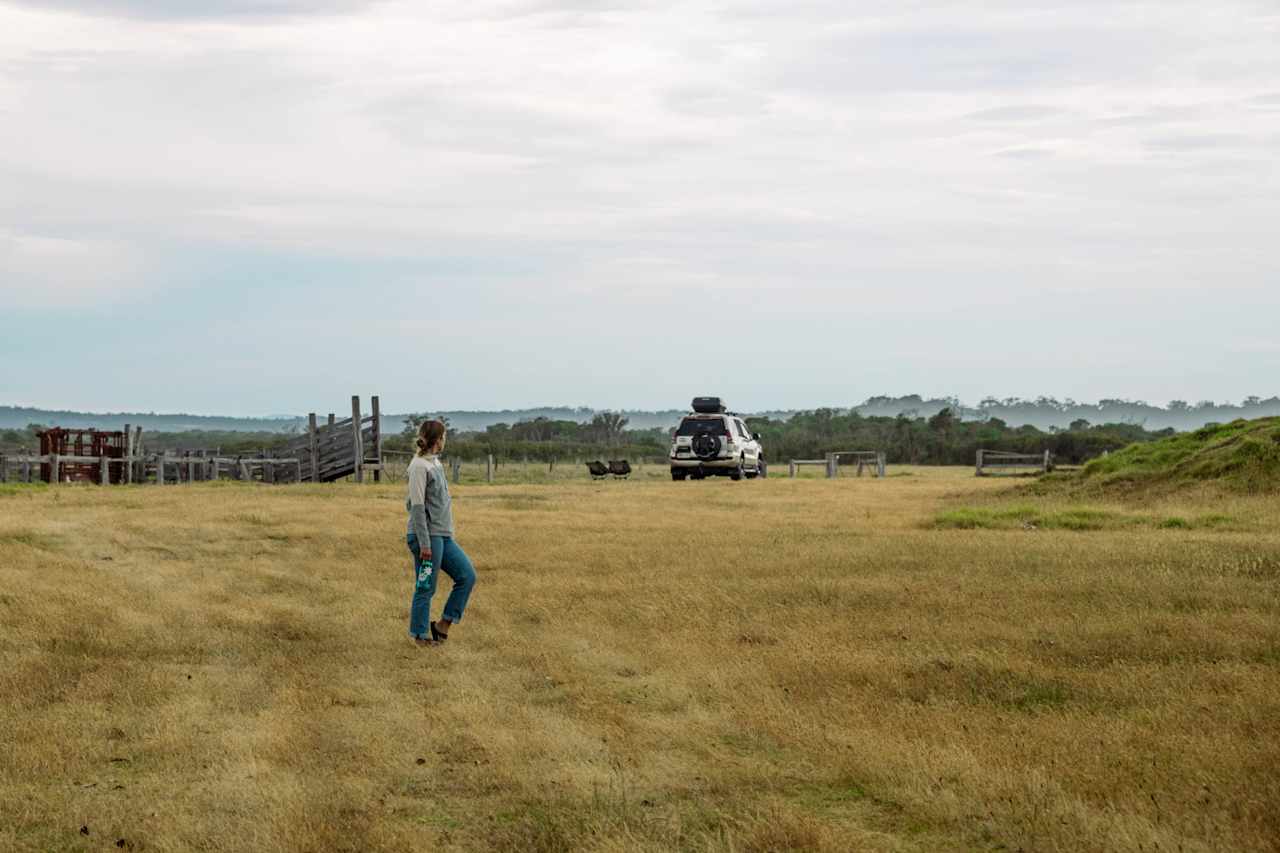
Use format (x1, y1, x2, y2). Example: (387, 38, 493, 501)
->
(586, 460, 610, 480)
(608, 460, 632, 479)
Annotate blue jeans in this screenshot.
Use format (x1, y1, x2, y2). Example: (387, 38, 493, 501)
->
(406, 533, 476, 638)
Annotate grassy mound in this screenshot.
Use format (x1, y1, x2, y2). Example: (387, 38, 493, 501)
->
(1062, 417, 1280, 495)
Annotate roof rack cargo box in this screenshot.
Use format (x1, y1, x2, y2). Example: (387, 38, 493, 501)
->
(691, 397, 726, 414)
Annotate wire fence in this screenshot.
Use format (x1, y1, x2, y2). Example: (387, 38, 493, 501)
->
(378, 451, 672, 484)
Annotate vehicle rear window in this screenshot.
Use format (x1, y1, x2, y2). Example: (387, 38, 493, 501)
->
(676, 417, 725, 436)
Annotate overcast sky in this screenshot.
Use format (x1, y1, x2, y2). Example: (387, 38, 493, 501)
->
(1, 1, 1277, 415)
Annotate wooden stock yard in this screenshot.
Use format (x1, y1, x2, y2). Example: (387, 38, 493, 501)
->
(285, 395, 384, 483)
(0, 395, 383, 486)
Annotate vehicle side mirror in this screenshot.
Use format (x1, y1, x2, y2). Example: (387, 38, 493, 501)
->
(753, 433, 761, 441)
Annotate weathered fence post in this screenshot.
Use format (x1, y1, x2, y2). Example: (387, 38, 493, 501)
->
(878, 452, 887, 478)
(122, 423, 132, 484)
(0, 453, 6, 484)
(789, 460, 797, 478)
(486, 454, 494, 484)
(240, 460, 251, 481)
(99, 454, 108, 485)
(155, 456, 164, 486)
(371, 395, 382, 484)
(22, 454, 32, 483)
(1044, 450, 1052, 472)
(351, 395, 364, 484)
(187, 453, 196, 484)
(451, 458, 461, 484)
(50, 453, 60, 484)
(133, 427, 143, 482)
(265, 459, 275, 484)
(825, 453, 838, 479)
(308, 413, 318, 484)
(976, 449, 985, 477)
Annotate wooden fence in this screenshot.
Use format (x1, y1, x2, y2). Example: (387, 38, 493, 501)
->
(0, 394, 380, 487)
(789, 451, 886, 478)
(283, 395, 384, 483)
(0, 452, 302, 485)
(789, 458, 834, 478)
(976, 450, 1053, 476)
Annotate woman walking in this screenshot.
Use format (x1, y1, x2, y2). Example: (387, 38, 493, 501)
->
(406, 420, 476, 645)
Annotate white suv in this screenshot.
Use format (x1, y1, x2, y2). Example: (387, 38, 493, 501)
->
(669, 398, 766, 481)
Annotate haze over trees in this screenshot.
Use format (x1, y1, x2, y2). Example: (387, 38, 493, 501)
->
(3, 396, 1277, 436)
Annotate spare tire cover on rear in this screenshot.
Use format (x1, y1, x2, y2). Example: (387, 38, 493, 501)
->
(692, 432, 721, 460)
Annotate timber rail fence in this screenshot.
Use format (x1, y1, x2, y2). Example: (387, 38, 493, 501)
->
(789, 451, 887, 479)
(0, 452, 302, 485)
(976, 450, 1053, 476)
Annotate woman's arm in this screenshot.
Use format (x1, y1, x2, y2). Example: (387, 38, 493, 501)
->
(408, 462, 432, 558)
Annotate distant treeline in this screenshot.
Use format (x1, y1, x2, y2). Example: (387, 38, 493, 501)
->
(855, 395, 1280, 432)
(745, 409, 1166, 466)
(386, 409, 1174, 466)
(5, 395, 1279, 435)
(0, 405, 300, 434)
(3, 405, 1266, 466)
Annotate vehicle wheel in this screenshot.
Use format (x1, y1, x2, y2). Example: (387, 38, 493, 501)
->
(671, 469, 686, 481)
(692, 432, 722, 461)
(758, 458, 768, 478)
(730, 459, 744, 481)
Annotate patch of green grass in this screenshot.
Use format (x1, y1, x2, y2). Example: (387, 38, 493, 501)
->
(934, 505, 1132, 531)
(0, 529, 61, 550)
(0, 482, 49, 498)
(936, 505, 1244, 533)
(415, 812, 462, 830)
(898, 660, 1075, 712)
(791, 779, 869, 810)
(227, 512, 279, 526)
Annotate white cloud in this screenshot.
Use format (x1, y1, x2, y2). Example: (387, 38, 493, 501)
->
(0, 0, 1276, 407)
(0, 229, 143, 307)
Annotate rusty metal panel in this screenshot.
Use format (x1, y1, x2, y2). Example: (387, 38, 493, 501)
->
(36, 427, 127, 483)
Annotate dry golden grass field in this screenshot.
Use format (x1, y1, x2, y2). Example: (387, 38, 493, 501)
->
(2, 468, 1278, 852)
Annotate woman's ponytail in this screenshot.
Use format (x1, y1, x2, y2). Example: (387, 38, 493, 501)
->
(415, 419, 446, 457)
